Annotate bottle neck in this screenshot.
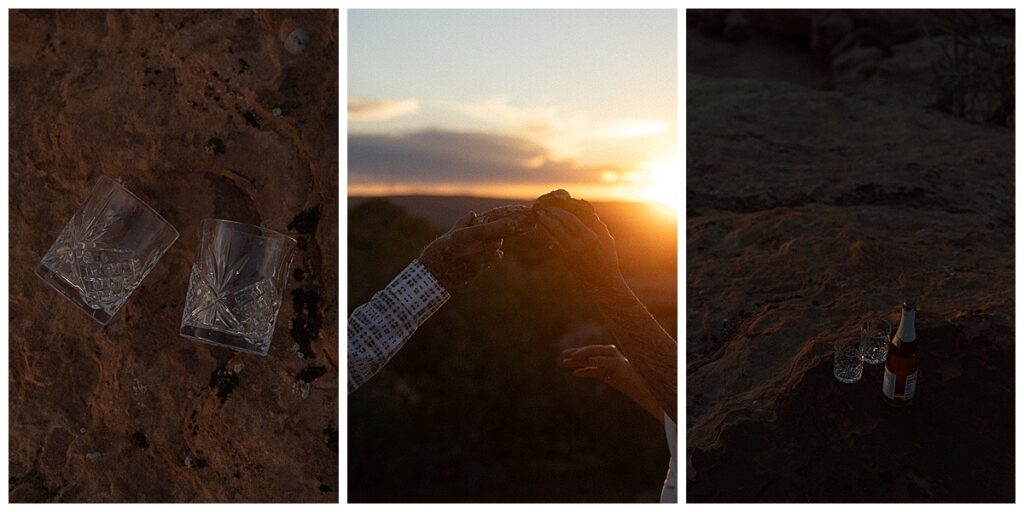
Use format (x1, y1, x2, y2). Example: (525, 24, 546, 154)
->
(894, 308, 917, 344)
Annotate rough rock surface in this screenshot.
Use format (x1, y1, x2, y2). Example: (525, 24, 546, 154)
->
(686, 52, 1013, 501)
(9, 10, 338, 502)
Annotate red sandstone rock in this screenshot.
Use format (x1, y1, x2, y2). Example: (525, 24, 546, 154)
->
(687, 66, 1013, 500)
(9, 10, 338, 503)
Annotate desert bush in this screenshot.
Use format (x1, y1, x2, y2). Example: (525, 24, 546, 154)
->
(928, 10, 1014, 126)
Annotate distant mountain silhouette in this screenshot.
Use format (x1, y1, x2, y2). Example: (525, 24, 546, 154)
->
(347, 194, 678, 321)
(348, 195, 529, 229)
(348, 194, 672, 231)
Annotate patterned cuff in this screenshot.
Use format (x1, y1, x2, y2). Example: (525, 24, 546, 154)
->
(347, 260, 451, 394)
(390, 259, 450, 323)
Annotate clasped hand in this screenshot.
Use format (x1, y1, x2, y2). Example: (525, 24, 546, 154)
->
(419, 212, 515, 290)
(537, 206, 627, 295)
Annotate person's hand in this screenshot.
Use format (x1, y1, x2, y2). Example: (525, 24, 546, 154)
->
(418, 211, 515, 290)
(562, 344, 663, 420)
(537, 206, 627, 294)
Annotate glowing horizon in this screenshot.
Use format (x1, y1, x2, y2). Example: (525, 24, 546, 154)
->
(348, 9, 678, 210)
(347, 183, 646, 203)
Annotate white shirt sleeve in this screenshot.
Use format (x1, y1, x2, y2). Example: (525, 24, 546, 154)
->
(660, 414, 678, 503)
(347, 260, 450, 394)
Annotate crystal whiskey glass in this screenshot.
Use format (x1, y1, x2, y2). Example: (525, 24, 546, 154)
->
(180, 219, 296, 355)
(36, 176, 179, 325)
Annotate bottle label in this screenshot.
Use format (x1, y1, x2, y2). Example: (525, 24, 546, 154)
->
(883, 367, 918, 401)
(883, 367, 896, 399)
(904, 371, 917, 400)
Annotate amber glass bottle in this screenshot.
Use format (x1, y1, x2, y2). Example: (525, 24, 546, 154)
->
(883, 303, 919, 406)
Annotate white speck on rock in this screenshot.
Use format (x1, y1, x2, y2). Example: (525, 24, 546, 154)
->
(86, 452, 102, 461)
(285, 28, 309, 55)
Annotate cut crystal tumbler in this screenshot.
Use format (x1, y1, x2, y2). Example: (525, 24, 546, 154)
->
(180, 219, 296, 355)
(36, 176, 179, 325)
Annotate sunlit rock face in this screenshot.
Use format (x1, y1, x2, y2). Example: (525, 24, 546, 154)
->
(9, 9, 338, 502)
(687, 13, 1013, 501)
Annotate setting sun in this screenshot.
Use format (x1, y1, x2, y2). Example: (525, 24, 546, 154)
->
(349, 10, 675, 205)
(639, 157, 681, 211)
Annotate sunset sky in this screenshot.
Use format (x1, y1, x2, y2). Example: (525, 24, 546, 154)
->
(348, 9, 677, 205)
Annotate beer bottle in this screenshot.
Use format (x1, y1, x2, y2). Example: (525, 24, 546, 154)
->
(883, 302, 919, 407)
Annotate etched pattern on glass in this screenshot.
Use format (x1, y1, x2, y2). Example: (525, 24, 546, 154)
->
(40, 193, 145, 313)
(182, 250, 280, 352)
(860, 320, 891, 365)
(833, 344, 864, 384)
(36, 176, 178, 325)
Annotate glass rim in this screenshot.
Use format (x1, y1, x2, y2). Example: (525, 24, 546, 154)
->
(200, 218, 298, 245)
(95, 175, 179, 239)
(860, 317, 892, 335)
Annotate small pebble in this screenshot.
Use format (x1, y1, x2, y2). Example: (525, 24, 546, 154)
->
(86, 452, 102, 461)
(285, 28, 309, 55)
(185, 455, 192, 468)
(272, 107, 282, 117)
(79, 427, 87, 434)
